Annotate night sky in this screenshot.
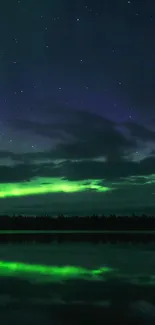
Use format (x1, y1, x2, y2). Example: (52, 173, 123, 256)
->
(0, 0, 155, 216)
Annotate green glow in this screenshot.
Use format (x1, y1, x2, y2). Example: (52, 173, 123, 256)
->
(1, 173, 155, 199)
(0, 260, 155, 287)
(0, 177, 113, 199)
(0, 260, 116, 282)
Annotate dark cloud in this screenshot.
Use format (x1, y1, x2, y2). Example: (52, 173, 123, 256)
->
(0, 162, 57, 183)
(56, 156, 155, 181)
(49, 127, 133, 161)
(124, 121, 155, 141)
(7, 107, 135, 161)
(0, 150, 32, 163)
(2, 107, 155, 186)
(0, 155, 155, 184)
(0, 163, 39, 183)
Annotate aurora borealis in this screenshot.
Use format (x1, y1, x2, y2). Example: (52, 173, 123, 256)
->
(0, 178, 112, 198)
(0, 0, 155, 215)
(0, 260, 114, 282)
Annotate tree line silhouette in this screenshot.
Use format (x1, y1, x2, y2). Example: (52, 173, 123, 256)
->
(0, 213, 155, 230)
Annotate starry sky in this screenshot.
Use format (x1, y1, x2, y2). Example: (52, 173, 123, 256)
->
(0, 0, 155, 216)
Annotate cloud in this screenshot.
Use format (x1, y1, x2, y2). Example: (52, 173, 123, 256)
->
(2, 104, 155, 195)
(49, 156, 155, 181)
(124, 121, 155, 141)
(7, 106, 135, 162)
(0, 154, 155, 185)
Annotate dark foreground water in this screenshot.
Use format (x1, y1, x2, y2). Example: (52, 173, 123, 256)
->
(0, 243, 155, 324)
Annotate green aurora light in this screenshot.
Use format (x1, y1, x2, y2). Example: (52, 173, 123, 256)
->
(1, 174, 154, 199)
(0, 177, 114, 199)
(0, 260, 154, 287)
(0, 260, 116, 281)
